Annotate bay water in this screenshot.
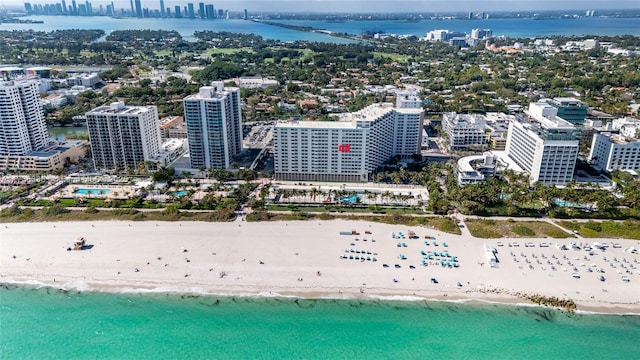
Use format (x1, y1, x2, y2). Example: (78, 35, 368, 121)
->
(1, 285, 638, 359)
(2, 16, 639, 43)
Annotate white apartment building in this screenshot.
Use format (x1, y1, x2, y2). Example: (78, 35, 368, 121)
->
(395, 90, 422, 109)
(274, 99, 423, 182)
(442, 112, 487, 151)
(67, 73, 101, 88)
(236, 77, 279, 89)
(611, 117, 640, 138)
(423, 29, 465, 42)
(86, 101, 162, 170)
(184, 82, 242, 169)
(505, 117, 579, 185)
(589, 133, 640, 172)
(0, 80, 48, 156)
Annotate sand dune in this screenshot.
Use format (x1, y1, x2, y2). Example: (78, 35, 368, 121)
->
(1, 219, 638, 314)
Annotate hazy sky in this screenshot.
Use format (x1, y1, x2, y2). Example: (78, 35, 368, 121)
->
(3, 0, 639, 12)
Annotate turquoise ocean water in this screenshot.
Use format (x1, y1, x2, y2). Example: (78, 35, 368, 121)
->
(1, 285, 639, 359)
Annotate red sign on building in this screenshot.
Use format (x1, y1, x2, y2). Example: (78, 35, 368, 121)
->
(338, 144, 351, 153)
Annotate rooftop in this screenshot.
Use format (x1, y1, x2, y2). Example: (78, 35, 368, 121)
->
(548, 97, 588, 107)
(184, 82, 238, 101)
(87, 101, 155, 116)
(599, 132, 639, 145)
(276, 103, 421, 130)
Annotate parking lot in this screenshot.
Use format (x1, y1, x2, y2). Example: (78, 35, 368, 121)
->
(243, 121, 275, 149)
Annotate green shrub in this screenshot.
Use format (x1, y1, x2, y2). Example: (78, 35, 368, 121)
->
(579, 227, 600, 238)
(557, 221, 581, 231)
(437, 219, 460, 234)
(132, 213, 146, 221)
(512, 225, 535, 237)
(469, 227, 502, 238)
(85, 206, 99, 214)
(545, 228, 572, 238)
(41, 204, 69, 216)
(246, 211, 272, 221)
(0, 204, 22, 217)
(583, 221, 602, 232)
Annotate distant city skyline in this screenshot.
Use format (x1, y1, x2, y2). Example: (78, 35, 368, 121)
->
(4, 0, 640, 13)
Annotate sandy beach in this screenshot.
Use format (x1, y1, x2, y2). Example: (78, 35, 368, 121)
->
(1, 219, 639, 314)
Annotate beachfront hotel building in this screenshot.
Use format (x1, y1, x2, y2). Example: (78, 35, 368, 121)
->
(442, 112, 487, 151)
(85, 101, 162, 171)
(183, 82, 242, 169)
(274, 94, 424, 182)
(505, 116, 579, 185)
(588, 132, 640, 173)
(0, 80, 48, 157)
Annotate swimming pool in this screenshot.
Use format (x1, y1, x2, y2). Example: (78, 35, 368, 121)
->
(339, 195, 362, 204)
(554, 200, 589, 208)
(173, 190, 188, 196)
(76, 188, 111, 195)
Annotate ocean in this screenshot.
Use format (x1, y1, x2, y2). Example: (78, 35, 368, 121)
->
(1, 16, 639, 43)
(1, 285, 639, 359)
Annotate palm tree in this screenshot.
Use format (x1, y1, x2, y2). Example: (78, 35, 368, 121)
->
(381, 190, 391, 205)
(595, 191, 616, 213)
(310, 187, 320, 202)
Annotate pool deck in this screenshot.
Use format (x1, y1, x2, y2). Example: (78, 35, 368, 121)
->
(55, 185, 139, 199)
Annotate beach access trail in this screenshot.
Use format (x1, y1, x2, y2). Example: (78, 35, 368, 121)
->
(1, 219, 638, 314)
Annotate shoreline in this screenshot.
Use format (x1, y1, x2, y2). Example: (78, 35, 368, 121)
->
(2, 278, 638, 316)
(2, 219, 638, 315)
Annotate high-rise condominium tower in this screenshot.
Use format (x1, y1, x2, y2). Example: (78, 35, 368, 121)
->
(0, 80, 48, 156)
(183, 82, 242, 169)
(85, 101, 161, 170)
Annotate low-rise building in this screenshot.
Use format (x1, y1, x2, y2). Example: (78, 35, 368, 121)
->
(442, 112, 487, 151)
(611, 117, 640, 138)
(159, 116, 185, 139)
(236, 77, 279, 89)
(42, 94, 68, 109)
(484, 113, 514, 150)
(456, 153, 503, 185)
(0, 140, 88, 171)
(147, 138, 189, 168)
(67, 73, 101, 88)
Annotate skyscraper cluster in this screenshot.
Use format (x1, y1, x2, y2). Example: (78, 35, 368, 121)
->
(23, 1, 240, 19)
